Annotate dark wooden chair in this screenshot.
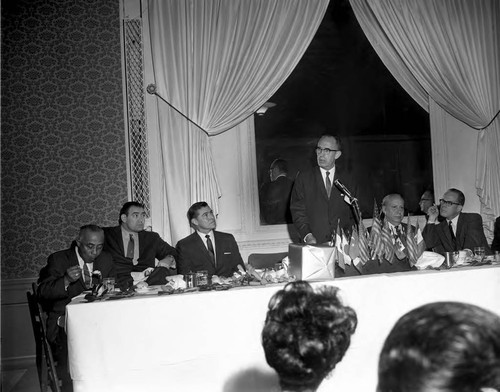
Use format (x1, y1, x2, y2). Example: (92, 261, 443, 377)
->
(248, 252, 288, 269)
(26, 282, 62, 392)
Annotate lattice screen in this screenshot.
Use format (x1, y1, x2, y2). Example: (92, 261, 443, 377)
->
(123, 18, 151, 216)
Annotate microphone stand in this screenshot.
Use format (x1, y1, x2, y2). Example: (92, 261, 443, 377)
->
(334, 181, 362, 228)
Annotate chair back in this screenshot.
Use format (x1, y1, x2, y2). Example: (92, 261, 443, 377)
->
(248, 252, 288, 269)
(26, 282, 61, 392)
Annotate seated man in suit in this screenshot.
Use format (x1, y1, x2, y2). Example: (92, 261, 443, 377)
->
(422, 188, 491, 255)
(176, 201, 244, 277)
(103, 201, 177, 289)
(492, 216, 500, 253)
(38, 224, 115, 391)
(381, 193, 423, 261)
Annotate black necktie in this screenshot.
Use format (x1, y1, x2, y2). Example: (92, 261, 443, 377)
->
(126, 234, 135, 261)
(448, 221, 457, 250)
(325, 171, 332, 198)
(206, 235, 215, 267)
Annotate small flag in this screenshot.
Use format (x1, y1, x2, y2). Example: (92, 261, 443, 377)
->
(348, 226, 360, 261)
(358, 220, 371, 264)
(353, 256, 363, 274)
(341, 228, 352, 266)
(370, 215, 384, 263)
(406, 215, 418, 266)
(335, 220, 345, 270)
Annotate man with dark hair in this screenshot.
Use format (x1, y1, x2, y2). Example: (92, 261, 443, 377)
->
(38, 224, 115, 391)
(259, 158, 294, 224)
(423, 188, 491, 254)
(103, 201, 177, 289)
(290, 134, 357, 244)
(176, 201, 244, 277)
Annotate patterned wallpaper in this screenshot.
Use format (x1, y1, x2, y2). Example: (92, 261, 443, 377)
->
(1, 0, 128, 279)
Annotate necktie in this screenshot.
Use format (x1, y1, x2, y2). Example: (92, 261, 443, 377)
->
(206, 235, 216, 267)
(126, 234, 134, 258)
(394, 226, 407, 260)
(448, 221, 457, 250)
(83, 263, 92, 288)
(127, 234, 136, 264)
(325, 171, 332, 198)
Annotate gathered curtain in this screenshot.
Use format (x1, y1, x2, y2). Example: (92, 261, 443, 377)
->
(147, 0, 329, 242)
(350, 0, 500, 226)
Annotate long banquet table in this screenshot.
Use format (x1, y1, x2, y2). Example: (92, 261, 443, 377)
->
(67, 265, 500, 392)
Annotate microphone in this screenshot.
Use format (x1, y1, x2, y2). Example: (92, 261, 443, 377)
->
(333, 179, 354, 199)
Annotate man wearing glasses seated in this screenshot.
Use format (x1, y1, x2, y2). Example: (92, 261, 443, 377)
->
(422, 188, 491, 255)
(290, 134, 357, 245)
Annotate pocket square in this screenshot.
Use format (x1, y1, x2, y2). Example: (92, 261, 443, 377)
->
(224, 252, 231, 255)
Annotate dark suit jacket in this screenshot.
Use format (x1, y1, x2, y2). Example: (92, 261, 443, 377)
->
(290, 166, 356, 244)
(103, 226, 177, 288)
(422, 212, 492, 255)
(492, 216, 500, 252)
(259, 176, 294, 224)
(176, 231, 244, 277)
(37, 246, 115, 343)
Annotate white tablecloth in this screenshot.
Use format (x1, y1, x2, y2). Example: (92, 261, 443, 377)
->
(66, 265, 500, 392)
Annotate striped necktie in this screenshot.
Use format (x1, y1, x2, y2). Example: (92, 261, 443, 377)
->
(325, 171, 332, 198)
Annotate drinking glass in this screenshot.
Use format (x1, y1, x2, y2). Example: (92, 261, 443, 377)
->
(102, 277, 115, 292)
(473, 246, 485, 260)
(196, 270, 209, 286)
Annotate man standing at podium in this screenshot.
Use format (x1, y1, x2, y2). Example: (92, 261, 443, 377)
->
(290, 135, 356, 244)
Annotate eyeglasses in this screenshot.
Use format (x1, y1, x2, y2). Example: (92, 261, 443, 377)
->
(439, 199, 461, 207)
(315, 147, 339, 155)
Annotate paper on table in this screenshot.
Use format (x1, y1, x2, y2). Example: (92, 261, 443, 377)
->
(414, 251, 444, 270)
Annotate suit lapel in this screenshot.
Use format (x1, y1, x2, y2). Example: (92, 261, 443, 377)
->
(69, 247, 87, 288)
(112, 226, 125, 255)
(194, 232, 213, 265)
(438, 221, 454, 250)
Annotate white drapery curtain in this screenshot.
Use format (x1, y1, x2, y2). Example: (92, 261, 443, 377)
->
(147, 0, 329, 242)
(350, 0, 500, 227)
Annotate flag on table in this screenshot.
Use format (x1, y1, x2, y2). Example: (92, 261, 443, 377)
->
(405, 215, 418, 266)
(348, 225, 360, 261)
(335, 221, 345, 270)
(415, 226, 426, 259)
(341, 228, 352, 266)
(358, 220, 371, 264)
(382, 221, 395, 263)
(352, 256, 363, 274)
(370, 215, 384, 263)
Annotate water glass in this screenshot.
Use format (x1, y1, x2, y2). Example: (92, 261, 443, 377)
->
(102, 277, 115, 292)
(196, 270, 209, 286)
(473, 246, 485, 260)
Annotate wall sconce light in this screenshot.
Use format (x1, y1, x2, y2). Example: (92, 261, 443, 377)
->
(256, 102, 276, 116)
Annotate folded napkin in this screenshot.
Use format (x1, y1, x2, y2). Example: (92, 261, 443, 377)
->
(414, 251, 444, 270)
(165, 274, 187, 290)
